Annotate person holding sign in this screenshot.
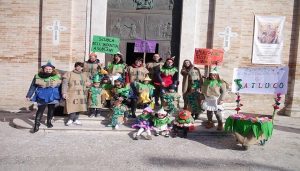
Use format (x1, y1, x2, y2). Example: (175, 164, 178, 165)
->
(62, 62, 91, 126)
(201, 67, 227, 130)
(107, 52, 127, 79)
(83, 53, 101, 79)
(26, 61, 62, 133)
(146, 54, 164, 106)
(125, 57, 149, 118)
(181, 59, 203, 109)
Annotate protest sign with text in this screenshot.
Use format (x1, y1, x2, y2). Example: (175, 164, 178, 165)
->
(194, 48, 224, 65)
(91, 35, 120, 54)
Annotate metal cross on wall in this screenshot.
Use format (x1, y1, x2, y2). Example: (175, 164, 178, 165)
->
(218, 26, 238, 52)
(46, 20, 67, 46)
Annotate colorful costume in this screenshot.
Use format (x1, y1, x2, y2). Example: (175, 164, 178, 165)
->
(136, 76, 155, 107)
(162, 88, 180, 116)
(152, 108, 172, 137)
(111, 102, 128, 129)
(201, 67, 227, 130)
(87, 75, 103, 117)
(132, 107, 153, 140)
(181, 60, 203, 108)
(187, 89, 204, 119)
(173, 110, 195, 138)
(26, 61, 62, 132)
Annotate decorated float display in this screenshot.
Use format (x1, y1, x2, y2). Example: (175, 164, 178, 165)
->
(225, 67, 288, 150)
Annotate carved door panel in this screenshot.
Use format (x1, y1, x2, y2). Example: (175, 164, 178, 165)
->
(106, 0, 182, 66)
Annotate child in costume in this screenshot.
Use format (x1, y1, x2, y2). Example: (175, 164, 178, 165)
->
(201, 67, 227, 130)
(162, 84, 181, 116)
(186, 83, 204, 120)
(173, 110, 195, 138)
(136, 75, 155, 108)
(132, 107, 154, 140)
(88, 75, 103, 117)
(111, 99, 128, 130)
(100, 75, 113, 108)
(152, 108, 172, 137)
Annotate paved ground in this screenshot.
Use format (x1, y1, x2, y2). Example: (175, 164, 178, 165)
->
(0, 112, 300, 171)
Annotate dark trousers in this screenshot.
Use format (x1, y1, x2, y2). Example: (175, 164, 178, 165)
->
(89, 108, 101, 115)
(173, 125, 189, 137)
(207, 110, 222, 124)
(68, 112, 80, 121)
(35, 104, 55, 125)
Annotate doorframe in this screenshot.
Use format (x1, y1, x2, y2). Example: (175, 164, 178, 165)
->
(84, 0, 108, 63)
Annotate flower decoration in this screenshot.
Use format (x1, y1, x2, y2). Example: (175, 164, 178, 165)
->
(235, 93, 243, 114)
(272, 93, 282, 123)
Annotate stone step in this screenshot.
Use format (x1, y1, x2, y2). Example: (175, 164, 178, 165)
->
(12, 115, 228, 135)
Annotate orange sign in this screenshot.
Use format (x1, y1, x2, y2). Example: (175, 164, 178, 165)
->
(194, 48, 224, 65)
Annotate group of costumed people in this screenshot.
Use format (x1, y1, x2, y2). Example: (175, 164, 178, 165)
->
(26, 52, 227, 138)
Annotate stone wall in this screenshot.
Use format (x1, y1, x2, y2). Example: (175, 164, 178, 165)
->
(0, 0, 299, 116)
(179, 0, 299, 116)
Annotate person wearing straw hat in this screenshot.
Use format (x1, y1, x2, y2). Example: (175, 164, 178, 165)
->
(26, 60, 62, 133)
(136, 75, 155, 108)
(62, 62, 91, 126)
(201, 67, 227, 130)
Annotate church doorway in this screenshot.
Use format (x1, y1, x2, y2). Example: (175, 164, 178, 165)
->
(106, 0, 182, 67)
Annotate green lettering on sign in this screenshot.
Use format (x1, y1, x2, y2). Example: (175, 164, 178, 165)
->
(91, 35, 120, 54)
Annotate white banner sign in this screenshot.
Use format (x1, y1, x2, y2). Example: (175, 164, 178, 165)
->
(252, 16, 285, 64)
(232, 67, 289, 95)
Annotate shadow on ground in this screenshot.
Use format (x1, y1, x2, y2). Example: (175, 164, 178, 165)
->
(146, 156, 292, 171)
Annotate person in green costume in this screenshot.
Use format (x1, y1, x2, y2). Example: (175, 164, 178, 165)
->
(136, 75, 155, 108)
(26, 60, 62, 133)
(201, 67, 227, 130)
(152, 108, 173, 137)
(186, 84, 204, 120)
(87, 74, 103, 118)
(107, 52, 126, 79)
(173, 110, 195, 138)
(162, 84, 181, 116)
(100, 75, 113, 108)
(111, 99, 128, 130)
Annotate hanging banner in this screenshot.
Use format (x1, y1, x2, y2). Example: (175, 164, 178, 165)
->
(232, 66, 289, 95)
(91, 35, 120, 54)
(252, 16, 285, 64)
(194, 48, 224, 65)
(134, 39, 157, 53)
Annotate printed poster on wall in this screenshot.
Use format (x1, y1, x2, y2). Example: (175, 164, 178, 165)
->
(232, 66, 289, 95)
(252, 16, 285, 64)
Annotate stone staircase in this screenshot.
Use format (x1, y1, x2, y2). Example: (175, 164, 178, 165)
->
(12, 105, 237, 135)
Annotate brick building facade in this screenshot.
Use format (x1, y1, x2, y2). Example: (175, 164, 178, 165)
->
(0, 0, 299, 116)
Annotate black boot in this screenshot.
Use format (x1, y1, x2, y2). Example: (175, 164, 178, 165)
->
(33, 122, 40, 133)
(33, 105, 46, 133)
(47, 104, 55, 128)
(46, 120, 53, 128)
